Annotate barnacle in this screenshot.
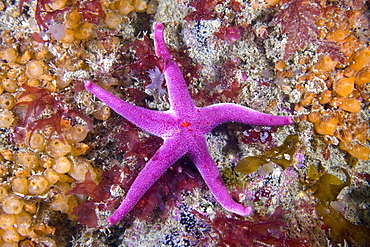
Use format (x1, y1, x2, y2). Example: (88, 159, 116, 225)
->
(52, 156, 72, 173)
(0, 110, 15, 128)
(73, 22, 94, 40)
(65, 9, 81, 29)
(2, 195, 23, 214)
(25, 60, 44, 78)
(93, 104, 111, 120)
(27, 175, 49, 195)
(1, 47, 18, 63)
(12, 177, 28, 194)
(0, 93, 15, 109)
(65, 124, 89, 143)
(16, 151, 39, 170)
(105, 11, 122, 29)
(46, 138, 72, 158)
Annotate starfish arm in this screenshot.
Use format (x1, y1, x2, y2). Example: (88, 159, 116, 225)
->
(153, 22, 195, 113)
(200, 103, 292, 131)
(85, 80, 176, 136)
(107, 137, 187, 225)
(189, 137, 252, 216)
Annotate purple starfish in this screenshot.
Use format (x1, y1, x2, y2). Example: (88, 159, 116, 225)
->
(85, 22, 292, 225)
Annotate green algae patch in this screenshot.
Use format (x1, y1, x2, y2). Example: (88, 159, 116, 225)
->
(236, 134, 299, 175)
(312, 169, 351, 203)
(316, 203, 370, 246)
(311, 169, 370, 246)
(306, 164, 321, 180)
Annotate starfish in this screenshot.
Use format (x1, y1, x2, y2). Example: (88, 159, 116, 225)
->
(85, 22, 292, 225)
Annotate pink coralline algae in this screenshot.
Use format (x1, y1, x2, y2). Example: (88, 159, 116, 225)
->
(84, 22, 292, 225)
(214, 25, 243, 45)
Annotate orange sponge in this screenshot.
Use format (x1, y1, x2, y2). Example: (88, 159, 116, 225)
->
(355, 66, 370, 85)
(314, 115, 339, 135)
(326, 28, 349, 42)
(339, 142, 370, 160)
(333, 77, 355, 96)
(313, 55, 338, 74)
(349, 47, 370, 71)
(341, 97, 361, 112)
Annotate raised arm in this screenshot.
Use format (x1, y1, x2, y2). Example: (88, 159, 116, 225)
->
(153, 22, 196, 112)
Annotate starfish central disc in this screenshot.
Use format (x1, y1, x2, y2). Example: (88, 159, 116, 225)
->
(181, 121, 191, 127)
